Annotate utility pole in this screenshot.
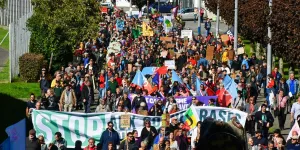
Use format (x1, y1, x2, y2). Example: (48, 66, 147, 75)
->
(233, 0, 238, 52)
(216, 0, 220, 37)
(197, 0, 201, 35)
(267, 0, 272, 79)
(129, 0, 132, 17)
(147, 0, 149, 18)
(158, 0, 160, 13)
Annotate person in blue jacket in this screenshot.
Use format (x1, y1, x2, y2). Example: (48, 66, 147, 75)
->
(98, 121, 120, 150)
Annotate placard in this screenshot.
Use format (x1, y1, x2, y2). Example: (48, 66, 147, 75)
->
(161, 113, 170, 127)
(221, 34, 230, 46)
(237, 47, 245, 55)
(164, 60, 175, 69)
(166, 43, 175, 48)
(180, 30, 193, 39)
(160, 37, 172, 42)
(206, 45, 215, 61)
(228, 50, 235, 60)
(120, 114, 131, 128)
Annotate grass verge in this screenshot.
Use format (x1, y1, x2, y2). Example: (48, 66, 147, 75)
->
(0, 60, 9, 82)
(0, 27, 9, 51)
(0, 82, 40, 99)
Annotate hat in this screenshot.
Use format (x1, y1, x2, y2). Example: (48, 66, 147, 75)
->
(172, 116, 178, 120)
(292, 136, 299, 140)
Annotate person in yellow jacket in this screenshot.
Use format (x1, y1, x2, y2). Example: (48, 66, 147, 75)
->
(222, 48, 229, 63)
(59, 84, 76, 112)
(50, 71, 63, 88)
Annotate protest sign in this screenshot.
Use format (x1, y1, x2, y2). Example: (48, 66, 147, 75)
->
(120, 114, 131, 128)
(128, 94, 218, 111)
(206, 45, 215, 61)
(180, 30, 193, 39)
(164, 60, 175, 69)
(163, 16, 173, 33)
(160, 37, 172, 42)
(166, 43, 175, 48)
(142, 22, 154, 36)
(221, 34, 229, 43)
(237, 47, 245, 55)
(32, 107, 247, 148)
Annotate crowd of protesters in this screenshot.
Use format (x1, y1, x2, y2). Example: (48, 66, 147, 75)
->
(24, 5, 300, 150)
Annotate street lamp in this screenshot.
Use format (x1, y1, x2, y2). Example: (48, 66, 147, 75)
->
(198, 0, 201, 35)
(233, 0, 238, 53)
(147, 0, 149, 18)
(267, 0, 272, 80)
(216, 0, 220, 37)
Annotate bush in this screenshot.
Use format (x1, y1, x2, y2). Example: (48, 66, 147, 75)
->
(19, 53, 44, 82)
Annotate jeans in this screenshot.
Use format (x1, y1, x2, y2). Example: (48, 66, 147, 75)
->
(228, 60, 232, 69)
(98, 88, 105, 100)
(278, 108, 286, 129)
(194, 14, 197, 23)
(206, 28, 210, 36)
(84, 101, 91, 113)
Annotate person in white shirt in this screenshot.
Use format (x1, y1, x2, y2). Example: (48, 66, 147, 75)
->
(191, 121, 202, 149)
(164, 97, 177, 113)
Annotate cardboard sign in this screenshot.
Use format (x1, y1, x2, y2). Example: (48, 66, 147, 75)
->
(237, 47, 245, 55)
(206, 45, 215, 61)
(180, 30, 193, 39)
(138, 110, 148, 116)
(228, 50, 235, 60)
(221, 34, 230, 46)
(120, 114, 131, 128)
(160, 37, 172, 42)
(166, 43, 175, 48)
(164, 60, 175, 69)
(161, 113, 170, 127)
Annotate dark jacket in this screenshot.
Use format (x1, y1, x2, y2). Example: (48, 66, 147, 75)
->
(119, 140, 138, 150)
(47, 96, 59, 111)
(98, 129, 120, 150)
(132, 95, 148, 113)
(26, 137, 41, 150)
(81, 85, 94, 103)
(255, 111, 274, 129)
(175, 135, 188, 150)
(140, 126, 158, 149)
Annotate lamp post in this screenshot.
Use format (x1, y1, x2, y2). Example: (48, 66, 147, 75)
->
(233, 0, 238, 52)
(216, 0, 220, 37)
(267, 0, 272, 80)
(197, 0, 201, 35)
(147, 0, 149, 18)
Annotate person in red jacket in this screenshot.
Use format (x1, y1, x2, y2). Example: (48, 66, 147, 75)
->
(115, 73, 122, 86)
(98, 71, 106, 100)
(84, 138, 96, 150)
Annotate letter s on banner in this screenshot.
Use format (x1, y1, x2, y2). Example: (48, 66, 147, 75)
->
(35, 114, 53, 142)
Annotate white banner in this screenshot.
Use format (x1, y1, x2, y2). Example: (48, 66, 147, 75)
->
(180, 30, 193, 39)
(164, 60, 176, 69)
(32, 107, 247, 148)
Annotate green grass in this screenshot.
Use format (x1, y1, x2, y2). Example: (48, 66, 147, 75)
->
(0, 27, 9, 50)
(243, 40, 252, 56)
(0, 82, 40, 99)
(0, 60, 9, 82)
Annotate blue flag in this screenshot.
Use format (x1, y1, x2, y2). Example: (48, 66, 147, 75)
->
(223, 75, 238, 100)
(5, 118, 26, 150)
(0, 138, 10, 150)
(142, 67, 157, 75)
(105, 73, 109, 90)
(132, 70, 145, 87)
(171, 70, 183, 84)
(152, 73, 159, 85)
(196, 78, 201, 92)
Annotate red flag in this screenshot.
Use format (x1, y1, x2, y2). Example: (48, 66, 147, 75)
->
(157, 66, 168, 75)
(216, 89, 232, 107)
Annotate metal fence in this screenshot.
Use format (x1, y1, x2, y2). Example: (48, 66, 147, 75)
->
(9, 11, 33, 82)
(0, 0, 33, 26)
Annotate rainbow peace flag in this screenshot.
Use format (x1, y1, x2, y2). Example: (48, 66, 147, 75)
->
(183, 106, 199, 130)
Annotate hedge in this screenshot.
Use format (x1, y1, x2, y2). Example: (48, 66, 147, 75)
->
(19, 53, 44, 82)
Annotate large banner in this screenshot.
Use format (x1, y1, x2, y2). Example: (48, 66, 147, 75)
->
(32, 107, 247, 148)
(128, 94, 218, 111)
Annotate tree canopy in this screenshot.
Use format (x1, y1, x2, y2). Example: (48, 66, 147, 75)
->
(205, 0, 300, 63)
(27, 0, 101, 70)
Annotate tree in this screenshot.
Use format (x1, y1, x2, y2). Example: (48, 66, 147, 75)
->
(27, 0, 101, 71)
(0, 0, 6, 8)
(205, 0, 300, 64)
